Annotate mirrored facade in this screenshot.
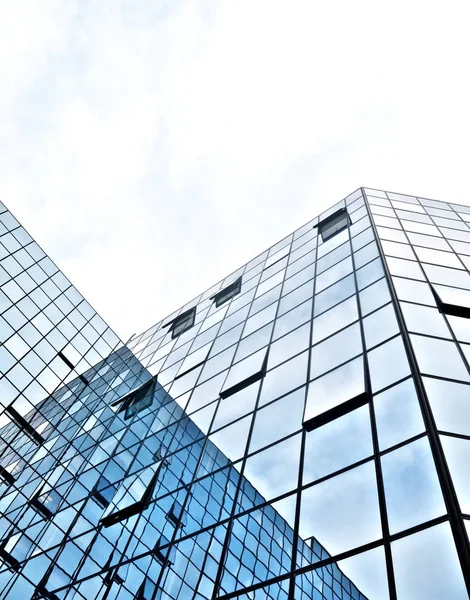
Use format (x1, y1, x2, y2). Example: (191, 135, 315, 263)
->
(1, 188, 470, 599)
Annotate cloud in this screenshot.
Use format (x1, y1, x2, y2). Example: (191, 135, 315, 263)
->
(1, 0, 470, 339)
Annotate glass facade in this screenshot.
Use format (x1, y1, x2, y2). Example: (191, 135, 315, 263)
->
(1, 189, 470, 599)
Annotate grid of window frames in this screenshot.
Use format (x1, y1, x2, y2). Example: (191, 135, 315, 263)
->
(1, 190, 470, 599)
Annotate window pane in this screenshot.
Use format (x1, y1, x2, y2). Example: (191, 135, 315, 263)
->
(304, 356, 366, 426)
(374, 378, 424, 450)
(303, 405, 373, 484)
(363, 303, 399, 349)
(424, 377, 470, 436)
(312, 296, 358, 343)
(368, 335, 411, 392)
(299, 461, 381, 556)
(441, 435, 470, 513)
(310, 322, 362, 379)
(410, 335, 470, 382)
(382, 437, 445, 534)
(392, 523, 467, 600)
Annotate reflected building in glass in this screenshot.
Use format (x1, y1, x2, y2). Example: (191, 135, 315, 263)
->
(1, 188, 470, 599)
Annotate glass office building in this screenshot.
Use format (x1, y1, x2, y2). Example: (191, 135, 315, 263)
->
(1, 187, 470, 600)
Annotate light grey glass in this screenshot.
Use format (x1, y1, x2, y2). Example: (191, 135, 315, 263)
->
(316, 241, 350, 274)
(356, 257, 385, 290)
(186, 371, 227, 413)
(315, 256, 353, 293)
(423, 263, 470, 290)
(313, 273, 355, 316)
(176, 343, 211, 377)
(198, 304, 228, 334)
(278, 280, 313, 316)
(209, 414, 252, 463)
(168, 363, 203, 399)
(303, 404, 373, 484)
(317, 227, 349, 259)
(310, 322, 362, 379)
(382, 437, 445, 534)
(255, 269, 285, 298)
(359, 277, 391, 316)
(372, 204, 395, 217)
(449, 239, 470, 256)
(373, 215, 403, 230)
(402, 220, 441, 237)
(259, 350, 308, 407)
(281, 264, 315, 296)
(396, 209, 432, 223)
(363, 303, 399, 349)
(434, 283, 470, 308)
(392, 199, 425, 213)
(268, 322, 310, 369)
(368, 335, 411, 392)
(260, 257, 288, 283)
(249, 388, 305, 452)
(349, 215, 370, 238)
(392, 523, 467, 600)
(191, 401, 218, 434)
(392, 276, 435, 306)
(265, 247, 289, 269)
(221, 347, 267, 394)
(304, 356, 365, 425)
(374, 378, 424, 450)
(353, 240, 379, 268)
(351, 227, 375, 252)
(415, 246, 462, 269)
(441, 435, 470, 513)
(424, 377, 470, 436)
(244, 302, 277, 337)
(244, 434, 301, 503)
(376, 225, 408, 243)
(407, 231, 451, 251)
(401, 303, 451, 338)
(209, 323, 244, 357)
(337, 547, 389, 600)
(410, 334, 470, 382)
(299, 461, 381, 556)
(285, 251, 314, 279)
(250, 283, 282, 316)
(439, 226, 470, 242)
(386, 257, 425, 280)
(235, 322, 273, 363)
(381, 239, 415, 260)
(312, 295, 358, 344)
(272, 300, 311, 340)
(212, 382, 261, 431)
(217, 304, 250, 336)
(199, 345, 237, 384)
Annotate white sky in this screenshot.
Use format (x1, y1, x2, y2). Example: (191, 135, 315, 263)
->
(1, 0, 470, 341)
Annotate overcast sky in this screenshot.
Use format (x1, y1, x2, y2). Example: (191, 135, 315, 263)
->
(1, 0, 470, 341)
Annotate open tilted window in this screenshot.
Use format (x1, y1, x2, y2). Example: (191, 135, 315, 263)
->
(30, 489, 62, 519)
(166, 500, 187, 529)
(303, 356, 370, 431)
(93, 476, 116, 509)
(112, 377, 156, 420)
(431, 284, 470, 319)
(316, 208, 351, 242)
(153, 535, 176, 566)
(164, 307, 196, 339)
(210, 277, 242, 308)
(220, 348, 268, 399)
(100, 464, 161, 528)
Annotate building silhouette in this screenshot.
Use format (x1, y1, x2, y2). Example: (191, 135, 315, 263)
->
(0, 188, 469, 599)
